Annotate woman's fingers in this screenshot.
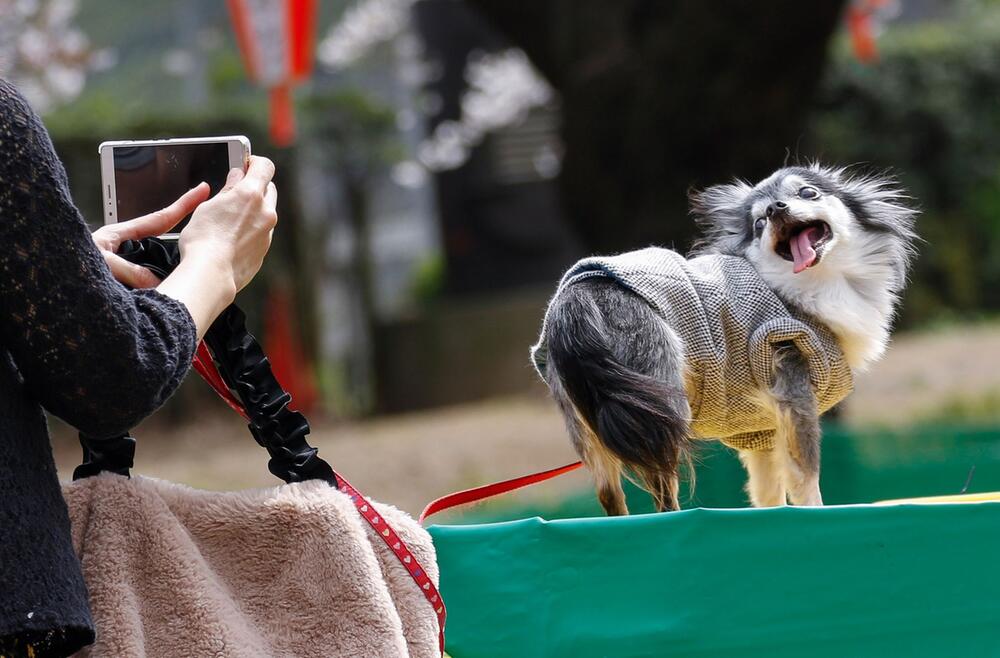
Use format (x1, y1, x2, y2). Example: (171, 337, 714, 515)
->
(241, 156, 275, 196)
(91, 227, 121, 253)
(114, 183, 211, 242)
(93, 184, 210, 288)
(221, 167, 245, 193)
(264, 181, 277, 212)
(101, 251, 162, 289)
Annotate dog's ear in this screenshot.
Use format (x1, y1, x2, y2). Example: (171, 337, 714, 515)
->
(689, 180, 754, 255)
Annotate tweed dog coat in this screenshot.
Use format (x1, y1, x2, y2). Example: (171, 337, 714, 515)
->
(532, 247, 854, 451)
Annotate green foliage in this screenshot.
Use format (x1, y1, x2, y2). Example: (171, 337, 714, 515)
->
(916, 388, 1000, 425)
(44, 86, 269, 141)
(300, 88, 402, 181)
(410, 254, 446, 304)
(812, 15, 1000, 325)
(207, 50, 252, 97)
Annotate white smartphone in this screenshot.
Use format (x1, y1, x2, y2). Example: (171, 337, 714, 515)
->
(99, 135, 251, 239)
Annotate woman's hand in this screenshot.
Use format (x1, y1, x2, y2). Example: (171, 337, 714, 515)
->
(92, 183, 211, 288)
(178, 155, 278, 293)
(92, 156, 277, 341)
(155, 156, 278, 341)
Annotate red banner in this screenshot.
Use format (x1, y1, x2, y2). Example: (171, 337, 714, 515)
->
(847, 0, 894, 64)
(227, 0, 317, 146)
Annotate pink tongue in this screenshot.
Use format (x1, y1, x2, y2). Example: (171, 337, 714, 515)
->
(790, 226, 820, 274)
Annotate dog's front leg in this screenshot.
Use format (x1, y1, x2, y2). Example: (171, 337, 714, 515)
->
(738, 449, 786, 507)
(770, 346, 823, 506)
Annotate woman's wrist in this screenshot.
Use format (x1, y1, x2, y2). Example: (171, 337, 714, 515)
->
(156, 252, 237, 341)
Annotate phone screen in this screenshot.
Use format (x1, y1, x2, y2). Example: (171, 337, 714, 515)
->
(112, 143, 231, 233)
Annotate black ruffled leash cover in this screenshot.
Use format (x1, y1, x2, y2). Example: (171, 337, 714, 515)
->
(73, 238, 446, 654)
(74, 238, 337, 486)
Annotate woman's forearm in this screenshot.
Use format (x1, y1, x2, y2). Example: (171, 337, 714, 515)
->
(156, 255, 236, 342)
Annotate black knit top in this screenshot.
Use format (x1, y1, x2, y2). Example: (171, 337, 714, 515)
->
(0, 80, 197, 656)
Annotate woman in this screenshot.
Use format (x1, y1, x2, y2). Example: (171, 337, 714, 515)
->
(0, 79, 278, 656)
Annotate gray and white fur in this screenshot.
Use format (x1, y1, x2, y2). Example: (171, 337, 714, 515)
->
(540, 163, 918, 513)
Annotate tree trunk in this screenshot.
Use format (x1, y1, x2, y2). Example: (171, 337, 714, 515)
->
(463, 0, 847, 252)
(344, 177, 377, 412)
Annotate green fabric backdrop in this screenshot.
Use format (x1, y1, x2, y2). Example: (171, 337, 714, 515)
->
(428, 425, 1000, 657)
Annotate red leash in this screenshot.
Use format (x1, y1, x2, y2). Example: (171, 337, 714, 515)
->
(191, 342, 446, 655)
(419, 461, 584, 524)
(336, 476, 446, 654)
(192, 342, 247, 419)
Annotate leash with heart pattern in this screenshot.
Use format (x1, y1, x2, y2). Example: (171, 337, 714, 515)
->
(336, 476, 446, 653)
(192, 343, 446, 655)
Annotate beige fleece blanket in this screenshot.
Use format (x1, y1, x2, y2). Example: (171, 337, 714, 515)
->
(63, 474, 440, 658)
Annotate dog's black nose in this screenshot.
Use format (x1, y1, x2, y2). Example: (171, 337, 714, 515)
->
(766, 201, 788, 218)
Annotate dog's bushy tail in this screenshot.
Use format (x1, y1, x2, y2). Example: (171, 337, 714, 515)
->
(544, 281, 694, 502)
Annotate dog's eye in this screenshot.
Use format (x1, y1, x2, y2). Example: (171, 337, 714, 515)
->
(798, 186, 820, 200)
(753, 217, 766, 233)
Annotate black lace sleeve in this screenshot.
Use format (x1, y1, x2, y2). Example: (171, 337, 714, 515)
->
(0, 79, 197, 438)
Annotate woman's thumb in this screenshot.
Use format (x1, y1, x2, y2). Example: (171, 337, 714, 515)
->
(101, 251, 161, 289)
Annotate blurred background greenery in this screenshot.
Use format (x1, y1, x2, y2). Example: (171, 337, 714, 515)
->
(5, 0, 1000, 519)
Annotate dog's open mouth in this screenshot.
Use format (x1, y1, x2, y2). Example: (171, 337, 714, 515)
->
(774, 220, 832, 274)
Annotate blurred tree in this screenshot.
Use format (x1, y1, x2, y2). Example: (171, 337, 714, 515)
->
(464, 0, 847, 252)
(812, 12, 1000, 325)
(302, 90, 401, 412)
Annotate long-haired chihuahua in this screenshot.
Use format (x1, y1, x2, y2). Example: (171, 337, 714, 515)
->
(533, 163, 917, 514)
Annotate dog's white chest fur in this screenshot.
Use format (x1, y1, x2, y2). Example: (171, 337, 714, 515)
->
(750, 224, 899, 371)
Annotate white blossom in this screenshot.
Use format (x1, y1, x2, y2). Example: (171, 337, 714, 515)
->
(319, 1, 561, 174)
(0, 0, 105, 112)
(419, 49, 554, 171)
(318, 0, 415, 71)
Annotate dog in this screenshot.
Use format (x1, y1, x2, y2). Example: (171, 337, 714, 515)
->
(532, 163, 917, 514)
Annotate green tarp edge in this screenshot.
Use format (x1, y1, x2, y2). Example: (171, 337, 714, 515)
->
(430, 501, 1000, 657)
